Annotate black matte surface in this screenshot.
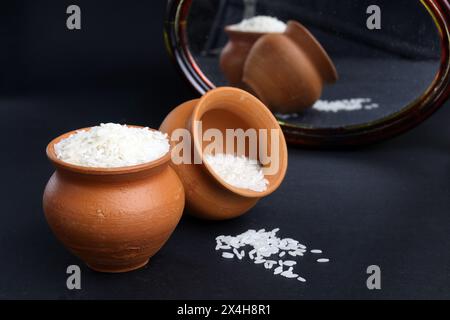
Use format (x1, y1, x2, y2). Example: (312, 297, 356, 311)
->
(1, 92, 450, 300)
(1, 0, 450, 300)
(194, 56, 439, 128)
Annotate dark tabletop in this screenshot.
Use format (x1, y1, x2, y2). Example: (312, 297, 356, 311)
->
(1, 0, 450, 300)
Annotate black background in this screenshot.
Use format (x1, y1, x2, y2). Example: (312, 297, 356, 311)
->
(189, 0, 439, 59)
(1, 0, 450, 299)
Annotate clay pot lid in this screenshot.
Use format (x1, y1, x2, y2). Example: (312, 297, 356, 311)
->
(46, 126, 172, 176)
(190, 87, 288, 199)
(285, 20, 338, 84)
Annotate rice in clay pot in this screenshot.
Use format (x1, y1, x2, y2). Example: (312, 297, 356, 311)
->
(160, 87, 288, 220)
(43, 124, 185, 273)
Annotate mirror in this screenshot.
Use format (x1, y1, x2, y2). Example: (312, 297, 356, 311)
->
(165, 0, 450, 146)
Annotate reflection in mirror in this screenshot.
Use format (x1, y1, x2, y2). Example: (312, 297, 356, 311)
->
(187, 0, 441, 128)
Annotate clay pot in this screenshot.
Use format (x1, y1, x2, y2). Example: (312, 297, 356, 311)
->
(43, 127, 185, 273)
(219, 27, 267, 88)
(243, 21, 338, 114)
(160, 87, 288, 220)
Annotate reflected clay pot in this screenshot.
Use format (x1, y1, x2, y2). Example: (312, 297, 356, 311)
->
(160, 87, 288, 220)
(43, 127, 185, 273)
(243, 21, 338, 114)
(219, 27, 267, 88)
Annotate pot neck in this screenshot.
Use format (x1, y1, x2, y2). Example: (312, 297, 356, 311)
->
(225, 29, 267, 43)
(47, 144, 172, 183)
(46, 125, 172, 183)
(53, 160, 170, 183)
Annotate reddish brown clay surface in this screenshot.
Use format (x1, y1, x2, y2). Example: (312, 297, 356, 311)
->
(243, 21, 338, 114)
(160, 87, 288, 220)
(220, 27, 267, 88)
(43, 127, 185, 273)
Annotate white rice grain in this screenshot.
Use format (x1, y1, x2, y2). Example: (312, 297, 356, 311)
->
(274, 266, 283, 275)
(205, 153, 269, 192)
(229, 16, 287, 33)
(55, 123, 170, 168)
(216, 228, 330, 284)
(222, 252, 234, 259)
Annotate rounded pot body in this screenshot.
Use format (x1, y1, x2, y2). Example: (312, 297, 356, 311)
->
(244, 34, 323, 113)
(219, 28, 266, 88)
(160, 87, 288, 220)
(43, 130, 185, 273)
(243, 21, 338, 113)
(160, 100, 258, 220)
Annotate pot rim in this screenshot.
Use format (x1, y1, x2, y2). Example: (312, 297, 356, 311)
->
(224, 25, 282, 38)
(46, 125, 171, 176)
(190, 87, 288, 199)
